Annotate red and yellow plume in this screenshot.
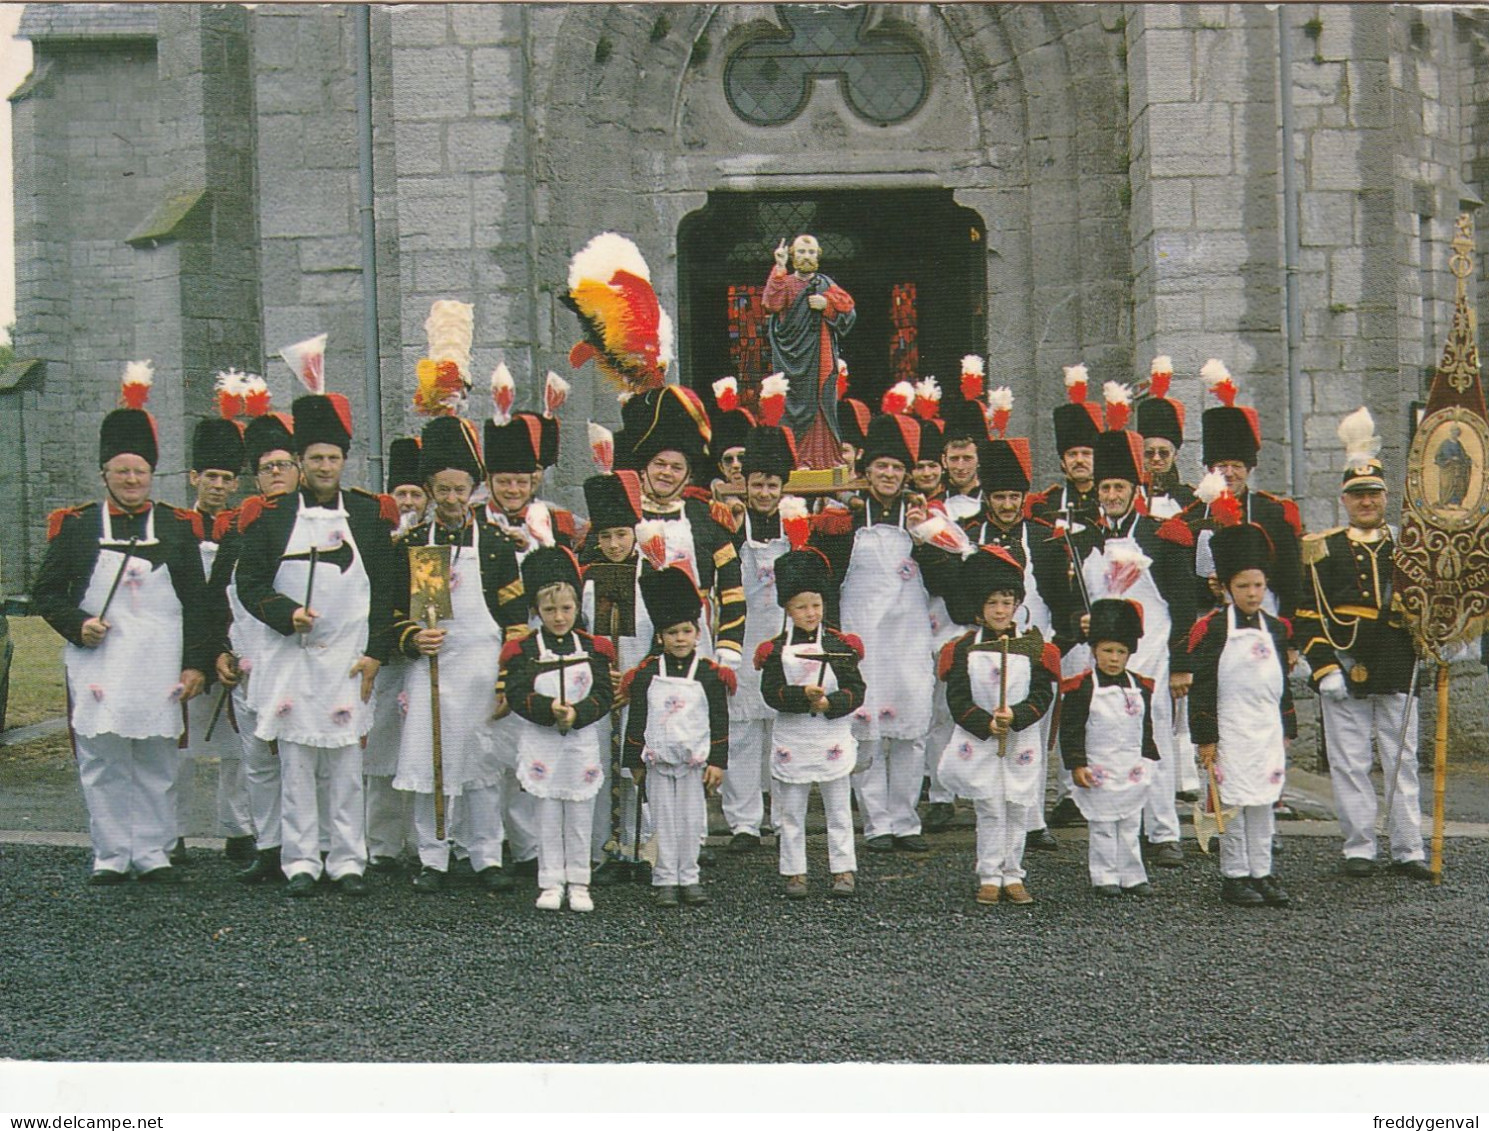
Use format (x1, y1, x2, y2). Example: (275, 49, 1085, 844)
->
(1063, 363, 1089, 404)
(881, 380, 914, 416)
(960, 355, 985, 402)
(712, 376, 739, 414)
(1201, 358, 1237, 407)
(1149, 355, 1173, 400)
(985, 386, 1013, 438)
(215, 368, 248, 419)
(563, 232, 672, 396)
(759, 373, 788, 428)
(279, 334, 326, 395)
(414, 359, 465, 417)
(912, 376, 942, 421)
(121, 360, 154, 410)
(779, 495, 811, 551)
(1103, 381, 1132, 432)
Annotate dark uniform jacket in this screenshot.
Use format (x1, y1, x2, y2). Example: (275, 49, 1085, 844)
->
(756, 626, 866, 719)
(1058, 669, 1159, 769)
(1295, 525, 1416, 697)
(949, 509, 1082, 653)
(233, 487, 397, 663)
(1176, 489, 1304, 622)
(500, 627, 615, 731)
(1027, 480, 1100, 527)
(34, 501, 215, 675)
(1187, 607, 1298, 746)
(621, 650, 732, 770)
(637, 487, 746, 657)
(390, 514, 528, 661)
(937, 627, 1059, 738)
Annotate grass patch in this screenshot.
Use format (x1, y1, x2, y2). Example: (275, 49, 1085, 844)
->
(4, 616, 65, 730)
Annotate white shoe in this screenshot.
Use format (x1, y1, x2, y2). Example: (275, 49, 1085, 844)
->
(567, 885, 594, 912)
(535, 886, 564, 911)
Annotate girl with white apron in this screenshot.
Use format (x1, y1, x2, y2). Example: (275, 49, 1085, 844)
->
(1072, 670, 1152, 890)
(512, 632, 605, 903)
(840, 500, 934, 841)
(1212, 604, 1287, 884)
(64, 507, 186, 876)
(641, 653, 712, 890)
(770, 627, 859, 884)
(254, 496, 373, 882)
(725, 510, 790, 841)
(937, 628, 1046, 892)
(396, 521, 506, 876)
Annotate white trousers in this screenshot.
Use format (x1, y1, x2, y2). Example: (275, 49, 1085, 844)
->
(1321, 693, 1425, 863)
(1220, 803, 1275, 879)
(853, 736, 926, 838)
(1087, 814, 1147, 887)
(500, 766, 539, 863)
(649, 769, 705, 887)
(414, 784, 503, 872)
(236, 708, 282, 851)
(536, 795, 596, 888)
(1142, 681, 1182, 844)
(171, 749, 253, 841)
(776, 776, 856, 876)
(1023, 717, 1053, 832)
(365, 773, 412, 860)
(76, 733, 178, 875)
(974, 798, 1029, 885)
(925, 686, 956, 805)
(723, 717, 772, 835)
(279, 741, 365, 881)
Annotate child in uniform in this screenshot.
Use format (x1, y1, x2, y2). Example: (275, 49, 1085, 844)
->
(1060, 598, 1159, 896)
(1188, 522, 1296, 908)
(622, 565, 732, 907)
(757, 542, 866, 899)
(501, 546, 615, 911)
(935, 545, 1059, 905)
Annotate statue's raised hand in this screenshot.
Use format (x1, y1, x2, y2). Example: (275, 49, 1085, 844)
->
(774, 238, 790, 268)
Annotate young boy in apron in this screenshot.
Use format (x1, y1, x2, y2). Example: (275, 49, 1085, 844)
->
(936, 545, 1060, 905)
(622, 566, 732, 907)
(1060, 599, 1160, 897)
(757, 541, 866, 899)
(1189, 523, 1297, 908)
(502, 547, 616, 911)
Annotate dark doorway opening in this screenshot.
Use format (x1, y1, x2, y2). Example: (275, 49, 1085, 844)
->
(677, 189, 987, 414)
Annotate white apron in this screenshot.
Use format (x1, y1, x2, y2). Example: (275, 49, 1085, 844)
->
(64, 507, 185, 741)
(730, 513, 789, 722)
(641, 654, 710, 777)
(632, 509, 715, 659)
(1215, 605, 1287, 806)
(1084, 532, 1171, 682)
(840, 506, 933, 740)
(396, 522, 503, 794)
(936, 632, 1043, 804)
(770, 629, 858, 783)
(514, 635, 603, 801)
(252, 496, 373, 747)
(1072, 673, 1150, 821)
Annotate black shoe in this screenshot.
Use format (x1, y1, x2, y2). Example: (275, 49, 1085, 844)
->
(366, 855, 402, 875)
(478, 866, 514, 893)
(1390, 859, 1436, 881)
(698, 847, 719, 868)
(137, 866, 184, 885)
(236, 847, 282, 885)
(728, 832, 761, 854)
(1092, 884, 1121, 897)
(1175, 790, 1199, 804)
(224, 835, 257, 864)
(1251, 875, 1291, 907)
(509, 857, 538, 878)
(894, 834, 929, 853)
(680, 883, 708, 905)
(87, 869, 128, 887)
(1148, 841, 1185, 868)
(865, 834, 895, 853)
(335, 873, 369, 896)
(923, 802, 955, 832)
(1048, 797, 1086, 828)
(1221, 877, 1265, 906)
(168, 838, 191, 866)
(654, 885, 680, 907)
(411, 867, 444, 894)
(1025, 827, 1059, 852)
(591, 860, 628, 887)
(1343, 857, 1377, 878)
(284, 873, 317, 898)
(1122, 881, 1155, 897)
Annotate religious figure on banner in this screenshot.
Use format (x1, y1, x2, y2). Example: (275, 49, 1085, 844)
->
(1434, 424, 1472, 507)
(763, 234, 856, 469)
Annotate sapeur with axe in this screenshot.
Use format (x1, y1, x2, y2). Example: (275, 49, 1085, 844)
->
(932, 545, 1060, 906)
(1188, 523, 1296, 907)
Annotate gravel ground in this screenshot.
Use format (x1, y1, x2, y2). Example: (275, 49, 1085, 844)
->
(3, 835, 1486, 1065)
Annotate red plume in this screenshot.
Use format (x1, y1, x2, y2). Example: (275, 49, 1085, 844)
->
(881, 381, 913, 416)
(836, 359, 849, 399)
(1212, 491, 1243, 527)
(712, 376, 739, 414)
(758, 373, 788, 428)
(780, 496, 810, 551)
(1149, 355, 1173, 400)
(120, 361, 153, 410)
(242, 377, 271, 418)
(1201, 359, 1237, 408)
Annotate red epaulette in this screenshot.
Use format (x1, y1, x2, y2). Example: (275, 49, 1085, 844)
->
(707, 499, 739, 533)
(1158, 515, 1195, 547)
(1041, 642, 1062, 678)
(754, 639, 776, 671)
(1188, 609, 1219, 653)
(936, 635, 964, 682)
(378, 493, 400, 527)
(1280, 496, 1303, 538)
(682, 485, 713, 504)
(1026, 514, 1054, 530)
(811, 506, 853, 537)
(238, 495, 274, 531)
(619, 657, 655, 699)
(46, 504, 86, 541)
(554, 507, 578, 538)
(712, 660, 738, 696)
(1060, 671, 1090, 696)
(213, 508, 239, 542)
(1278, 615, 1293, 642)
(499, 639, 525, 667)
(171, 506, 206, 540)
(586, 633, 616, 663)
(1133, 493, 1149, 517)
(1026, 487, 1052, 509)
(1135, 673, 1156, 695)
(833, 630, 865, 660)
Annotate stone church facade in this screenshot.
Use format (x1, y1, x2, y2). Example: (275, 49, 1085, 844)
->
(2, 2, 1484, 597)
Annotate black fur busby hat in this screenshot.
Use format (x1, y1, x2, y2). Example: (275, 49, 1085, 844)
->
(859, 413, 919, 472)
(1092, 429, 1144, 487)
(243, 413, 294, 471)
(980, 437, 1032, 494)
(941, 396, 989, 447)
(953, 544, 1026, 625)
(774, 547, 835, 608)
(916, 417, 946, 467)
(639, 564, 704, 632)
(583, 471, 643, 533)
(484, 414, 544, 475)
(741, 424, 797, 481)
(419, 416, 484, 483)
(1136, 397, 1184, 449)
(1088, 598, 1143, 653)
(191, 418, 245, 474)
(386, 437, 423, 490)
(292, 394, 353, 454)
(1210, 522, 1275, 586)
(521, 545, 583, 606)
